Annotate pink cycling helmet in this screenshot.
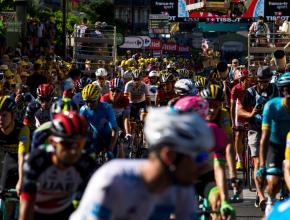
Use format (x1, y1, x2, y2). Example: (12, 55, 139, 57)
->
(173, 96, 209, 119)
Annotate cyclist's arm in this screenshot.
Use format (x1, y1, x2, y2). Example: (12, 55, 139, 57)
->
(123, 107, 131, 135)
(284, 132, 290, 191)
(17, 125, 30, 194)
(259, 101, 272, 167)
(230, 100, 236, 128)
(238, 91, 256, 119)
(144, 84, 151, 106)
(107, 105, 118, 151)
(23, 102, 38, 126)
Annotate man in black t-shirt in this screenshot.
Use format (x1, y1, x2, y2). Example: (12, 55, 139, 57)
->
(238, 66, 278, 210)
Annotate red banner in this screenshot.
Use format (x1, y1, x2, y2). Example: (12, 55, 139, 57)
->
(146, 39, 162, 50)
(162, 43, 177, 51)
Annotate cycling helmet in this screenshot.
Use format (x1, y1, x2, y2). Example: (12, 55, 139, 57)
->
(237, 69, 249, 79)
(78, 76, 92, 90)
(132, 69, 142, 80)
(144, 107, 214, 157)
(63, 78, 75, 91)
(257, 66, 272, 79)
(195, 76, 208, 88)
(174, 79, 197, 96)
(51, 111, 87, 138)
(178, 69, 190, 79)
(173, 96, 209, 119)
(95, 68, 108, 77)
(0, 96, 16, 112)
(50, 98, 78, 117)
(277, 72, 290, 87)
(160, 72, 175, 83)
(37, 84, 54, 98)
(82, 84, 100, 101)
(109, 78, 124, 91)
(200, 84, 224, 102)
(149, 70, 158, 78)
(122, 70, 133, 81)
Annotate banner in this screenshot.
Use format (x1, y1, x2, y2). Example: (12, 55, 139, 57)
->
(264, 0, 290, 21)
(178, 0, 265, 18)
(151, 0, 178, 21)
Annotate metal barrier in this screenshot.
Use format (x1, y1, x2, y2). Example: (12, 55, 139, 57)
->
(247, 33, 290, 69)
(70, 24, 117, 74)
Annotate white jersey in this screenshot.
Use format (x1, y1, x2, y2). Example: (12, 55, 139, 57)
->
(124, 81, 149, 104)
(92, 80, 110, 95)
(70, 160, 196, 220)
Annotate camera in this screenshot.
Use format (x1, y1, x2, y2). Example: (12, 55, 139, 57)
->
(256, 104, 263, 110)
(0, 72, 4, 81)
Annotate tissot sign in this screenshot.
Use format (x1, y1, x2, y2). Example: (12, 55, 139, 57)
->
(264, 0, 290, 21)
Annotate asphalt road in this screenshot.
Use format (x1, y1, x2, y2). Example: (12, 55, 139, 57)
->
(231, 189, 264, 220)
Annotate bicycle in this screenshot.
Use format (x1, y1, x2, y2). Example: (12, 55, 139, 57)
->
(0, 189, 19, 220)
(129, 119, 145, 159)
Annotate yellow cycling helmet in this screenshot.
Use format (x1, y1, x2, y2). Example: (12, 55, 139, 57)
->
(82, 84, 100, 101)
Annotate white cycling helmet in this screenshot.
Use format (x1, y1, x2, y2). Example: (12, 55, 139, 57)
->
(149, 70, 158, 77)
(144, 107, 214, 158)
(122, 70, 133, 80)
(174, 79, 197, 96)
(95, 68, 108, 77)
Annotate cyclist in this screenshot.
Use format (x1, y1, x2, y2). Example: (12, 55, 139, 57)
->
(173, 96, 236, 220)
(201, 84, 241, 202)
(73, 75, 92, 108)
(92, 67, 110, 95)
(0, 96, 30, 195)
(230, 69, 250, 170)
(30, 97, 78, 151)
(100, 78, 131, 157)
(257, 72, 290, 215)
(23, 83, 55, 129)
(238, 66, 278, 210)
(124, 69, 150, 120)
(147, 70, 159, 106)
(168, 79, 197, 107)
(19, 112, 97, 220)
(194, 76, 208, 95)
(81, 83, 118, 158)
(70, 107, 214, 220)
(155, 72, 177, 106)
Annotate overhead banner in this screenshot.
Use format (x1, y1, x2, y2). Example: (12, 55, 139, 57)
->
(178, 0, 265, 19)
(264, 0, 290, 21)
(119, 37, 144, 49)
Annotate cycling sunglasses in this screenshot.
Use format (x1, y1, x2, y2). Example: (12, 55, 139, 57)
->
(51, 136, 86, 149)
(257, 79, 270, 84)
(207, 100, 222, 108)
(85, 99, 98, 104)
(111, 88, 122, 93)
(39, 97, 52, 103)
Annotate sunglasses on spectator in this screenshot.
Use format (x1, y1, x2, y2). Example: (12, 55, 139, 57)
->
(208, 100, 222, 108)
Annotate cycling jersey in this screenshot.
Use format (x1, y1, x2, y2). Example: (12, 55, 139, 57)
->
(267, 197, 290, 220)
(23, 100, 51, 128)
(213, 108, 232, 137)
(72, 92, 84, 108)
(156, 89, 177, 106)
(30, 121, 52, 151)
(80, 101, 117, 137)
(262, 97, 290, 145)
(92, 80, 110, 95)
(20, 149, 97, 215)
(124, 81, 150, 104)
(286, 132, 290, 160)
(0, 120, 30, 154)
(230, 83, 248, 126)
(100, 93, 130, 118)
(70, 160, 196, 220)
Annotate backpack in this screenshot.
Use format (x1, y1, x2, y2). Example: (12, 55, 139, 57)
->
(255, 21, 267, 37)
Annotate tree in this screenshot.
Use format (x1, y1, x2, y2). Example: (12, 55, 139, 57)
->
(78, 0, 114, 24)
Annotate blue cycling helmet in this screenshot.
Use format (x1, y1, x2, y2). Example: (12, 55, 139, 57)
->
(277, 72, 290, 87)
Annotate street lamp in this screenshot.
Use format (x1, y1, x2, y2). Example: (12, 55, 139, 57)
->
(62, 0, 67, 59)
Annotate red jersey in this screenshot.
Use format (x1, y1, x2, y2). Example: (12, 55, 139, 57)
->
(101, 93, 129, 109)
(231, 83, 246, 105)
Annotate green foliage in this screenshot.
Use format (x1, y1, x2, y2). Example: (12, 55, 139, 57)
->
(54, 10, 81, 34)
(0, 0, 15, 11)
(78, 0, 114, 24)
